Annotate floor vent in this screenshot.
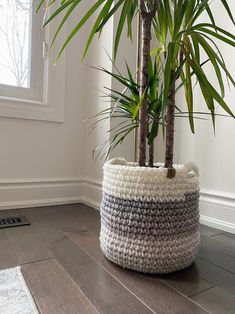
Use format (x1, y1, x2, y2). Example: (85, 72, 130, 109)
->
(0, 216, 30, 229)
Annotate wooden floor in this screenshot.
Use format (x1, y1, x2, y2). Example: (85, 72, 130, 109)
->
(0, 204, 234, 314)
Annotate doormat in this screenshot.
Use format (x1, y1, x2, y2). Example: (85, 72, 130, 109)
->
(0, 266, 38, 314)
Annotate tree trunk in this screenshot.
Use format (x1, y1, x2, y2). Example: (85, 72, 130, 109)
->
(138, 1, 157, 167)
(134, 12, 141, 163)
(164, 72, 176, 178)
(148, 141, 154, 167)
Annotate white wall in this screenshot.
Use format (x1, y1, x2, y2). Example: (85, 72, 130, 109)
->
(0, 4, 89, 207)
(109, 13, 138, 162)
(0, 50, 84, 179)
(82, 9, 138, 207)
(0, 1, 121, 209)
(82, 23, 113, 183)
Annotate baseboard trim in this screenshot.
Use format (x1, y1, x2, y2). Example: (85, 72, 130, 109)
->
(0, 178, 83, 210)
(200, 190, 235, 234)
(200, 215, 235, 234)
(200, 189, 235, 208)
(0, 197, 82, 210)
(81, 197, 100, 211)
(82, 179, 102, 211)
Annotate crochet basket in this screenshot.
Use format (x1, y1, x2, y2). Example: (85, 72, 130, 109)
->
(100, 158, 200, 274)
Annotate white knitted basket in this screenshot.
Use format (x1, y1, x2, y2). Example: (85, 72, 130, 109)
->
(100, 158, 200, 274)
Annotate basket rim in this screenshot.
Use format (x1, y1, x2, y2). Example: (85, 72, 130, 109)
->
(104, 158, 199, 178)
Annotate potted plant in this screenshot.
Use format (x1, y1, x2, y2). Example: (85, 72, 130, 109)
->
(36, 0, 235, 273)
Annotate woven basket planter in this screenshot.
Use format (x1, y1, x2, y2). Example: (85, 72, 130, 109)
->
(100, 158, 200, 274)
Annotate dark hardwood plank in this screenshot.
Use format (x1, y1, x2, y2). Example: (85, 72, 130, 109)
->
(22, 258, 99, 314)
(59, 204, 101, 235)
(6, 224, 53, 264)
(0, 209, 20, 218)
(19, 206, 59, 216)
(211, 232, 235, 258)
(19, 207, 66, 242)
(43, 203, 101, 235)
(2, 205, 232, 314)
(199, 224, 224, 237)
(194, 257, 235, 296)
(224, 231, 235, 238)
(68, 231, 209, 314)
(0, 229, 18, 270)
(191, 287, 235, 314)
(159, 265, 213, 297)
(6, 210, 65, 264)
(197, 235, 235, 273)
(52, 236, 154, 314)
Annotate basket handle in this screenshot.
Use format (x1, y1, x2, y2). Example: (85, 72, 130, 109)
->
(185, 162, 199, 177)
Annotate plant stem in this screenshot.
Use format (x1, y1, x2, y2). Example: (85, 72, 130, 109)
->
(134, 12, 141, 163)
(165, 71, 176, 178)
(138, 0, 157, 167)
(148, 141, 154, 167)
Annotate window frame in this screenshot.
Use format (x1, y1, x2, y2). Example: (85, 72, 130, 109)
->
(0, 6, 66, 123)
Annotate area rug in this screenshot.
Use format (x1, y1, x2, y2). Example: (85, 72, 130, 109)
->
(0, 266, 38, 314)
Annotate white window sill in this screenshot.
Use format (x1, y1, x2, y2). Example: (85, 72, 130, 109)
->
(0, 54, 66, 123)
(0, 98, 64, 122)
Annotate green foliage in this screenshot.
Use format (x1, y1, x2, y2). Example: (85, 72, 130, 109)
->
(34, 0, 138, 61)
(35, 0, 235, 153)
(90, 58, 163, 157)
(152, 0, 235, 132)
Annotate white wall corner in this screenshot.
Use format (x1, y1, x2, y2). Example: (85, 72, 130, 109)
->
(0, 177, 103, 211)
(0, 177, 102, 212)
(81, 179, 102, 211)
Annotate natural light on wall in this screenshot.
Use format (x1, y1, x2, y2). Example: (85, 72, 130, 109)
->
(0, 0, 31, 88)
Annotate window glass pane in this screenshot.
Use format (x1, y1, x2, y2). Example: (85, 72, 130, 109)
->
(0, 0, 31, 88)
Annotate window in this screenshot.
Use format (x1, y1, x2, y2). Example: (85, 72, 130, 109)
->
(0, 0, 45, 101)
(0, 1, 66, 122)
(0, 1, 31, 88)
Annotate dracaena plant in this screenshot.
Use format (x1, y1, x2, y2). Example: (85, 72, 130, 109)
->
(91, 57, 163, 167)
(35, 0, 235, 177)
(152, 0, 235, 176)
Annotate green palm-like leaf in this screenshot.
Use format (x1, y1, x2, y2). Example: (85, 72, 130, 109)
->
(88, 58, 163, 155)
(49, 0, 81, 49)
(155, 0, 235, 132)
(35, 0, 235, 150)
(55, 0, 106, 63)
(82, 0, 113, 60)
(35, 0, 138, 61)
